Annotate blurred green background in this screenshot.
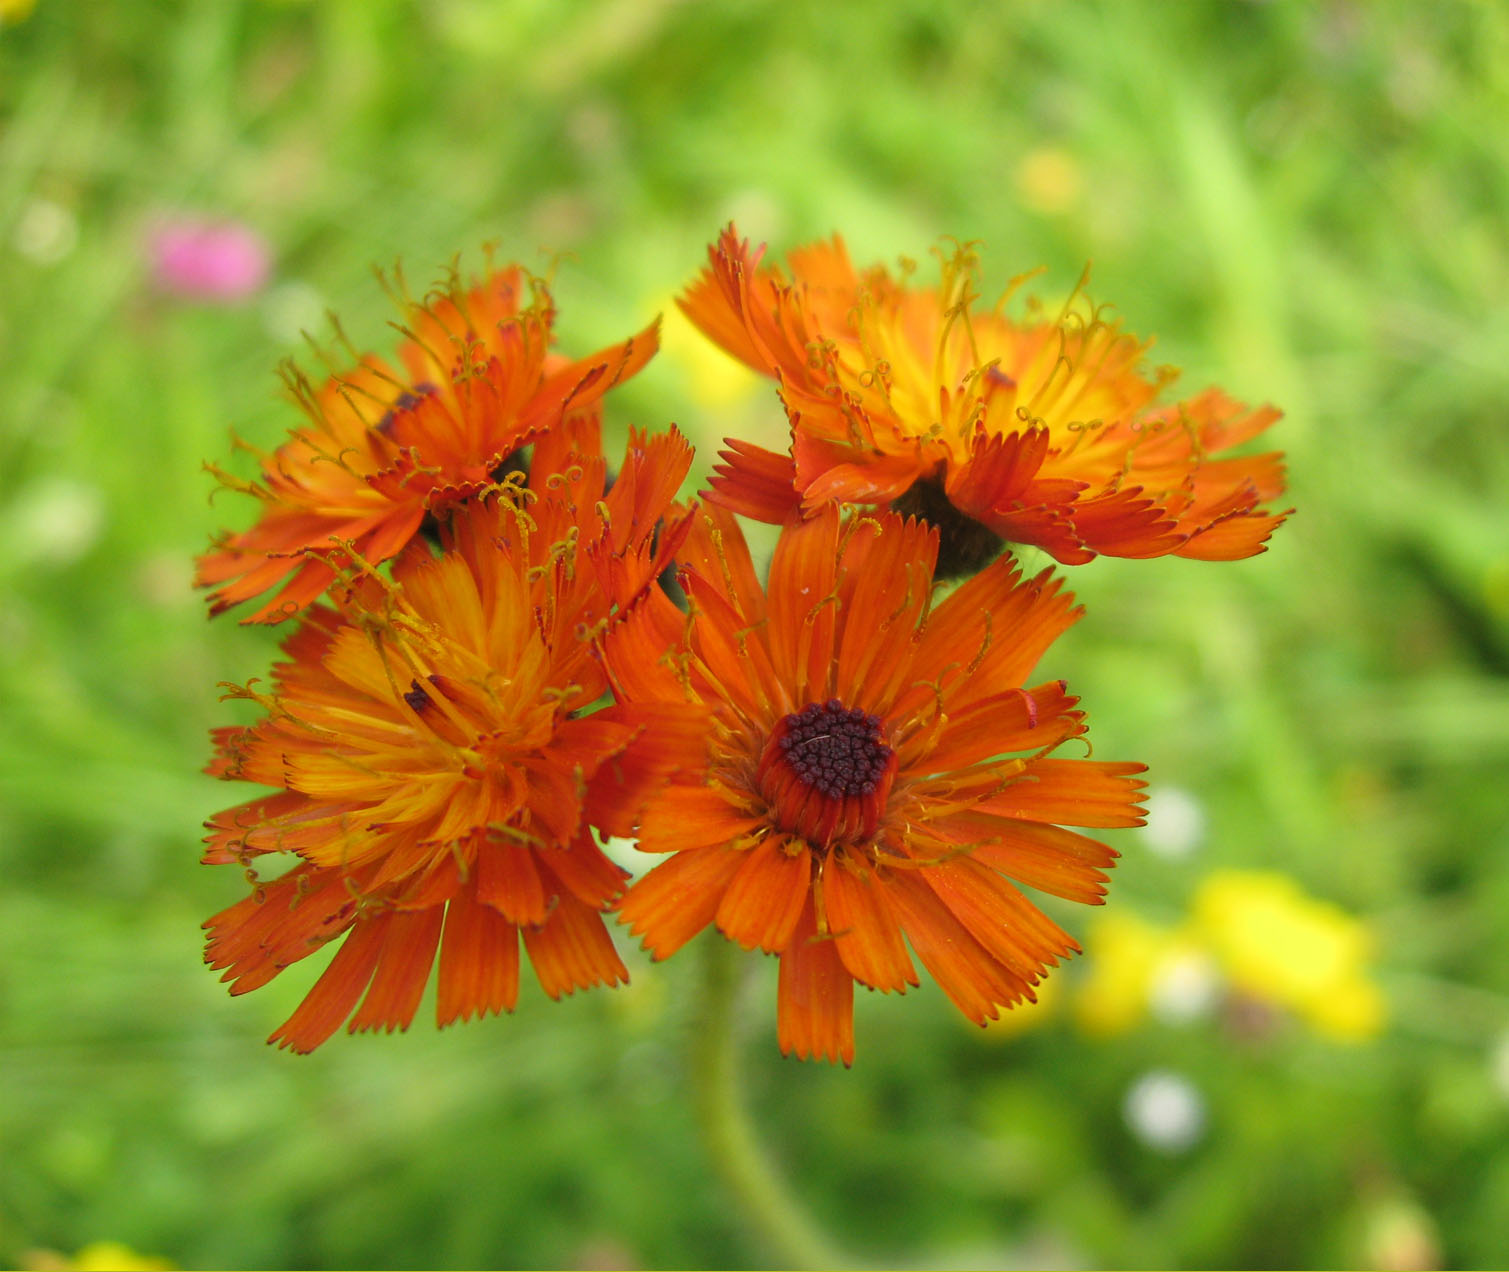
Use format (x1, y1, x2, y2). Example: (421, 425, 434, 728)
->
(3, 1, 1508, 1268)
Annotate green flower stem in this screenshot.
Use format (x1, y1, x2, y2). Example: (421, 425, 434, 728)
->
(690, 934, 849, 1270)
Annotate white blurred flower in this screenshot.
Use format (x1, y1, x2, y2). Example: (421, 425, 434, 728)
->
(1136, 786, 1207, 860)
(260, 280, 328, 345)
(1123, 1070, 1206, 1154)
(5, 477, 106, 566)
(1149, 949, 1222, 1025)
(13, 198, 79, 266)
(1490, 1030, 1509, 1103)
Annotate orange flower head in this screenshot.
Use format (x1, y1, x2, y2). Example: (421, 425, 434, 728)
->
(203, 430, 703, 1051)
(681, 225, 1289, 574)
(606, 503, 1148, 1064)
(199, 258, 660, 622)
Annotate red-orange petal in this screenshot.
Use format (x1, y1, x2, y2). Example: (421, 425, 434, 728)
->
(705, 440, 802, 524)
(269, 914, 388, 1053)
(822, 857, 918, 993)
(918, 561, 1081, 701)
(715, 837, 812, 954)
(776, 899, 855, 1065)
(911, 681, 1082, 774)
(617, 847, 746, 960)
(1176, 507, 1291, 560)
(765, 505, 843, 702)
(831, 513, 937, 713)
(522, 891, 628, 998)
(583, 702, 713, 837)
(437, 894, 521, 1025)
(920, 856, 1077, 984)
(675, 502, 769, 624)
(476, 840, 549, 925)
(879, 867, 1030, 1024)
(534, 832, 630, 910)
(205, 868, 357, 992)
(347, 906, 444, 1035)
(635, 784, 761, 854)
(980, 758, 1148, 828)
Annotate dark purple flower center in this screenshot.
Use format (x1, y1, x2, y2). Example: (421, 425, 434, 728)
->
(779, 699, 892, 798)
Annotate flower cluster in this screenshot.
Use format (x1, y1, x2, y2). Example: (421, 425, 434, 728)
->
(981, 870, 1385, 1044)
(199, 229, 1287, 1063)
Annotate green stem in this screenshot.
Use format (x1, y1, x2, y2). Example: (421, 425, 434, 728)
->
(690, 935, 849, 1270)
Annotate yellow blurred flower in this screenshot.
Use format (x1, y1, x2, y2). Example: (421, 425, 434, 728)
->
(71, 1245, 175, 1272)
(0, 0, 37, 22)
(1074, 911, 1207, 1037)
(1191, 869, 1386, 1041)
(1014, 146, 1085, 216)
(653, 292, 762, 408)
(1071, 871, 1385, 1042)
(17, 1243, 176, 1271)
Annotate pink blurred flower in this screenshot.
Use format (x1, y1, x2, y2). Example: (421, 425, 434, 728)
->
(149, 219, 271, 302)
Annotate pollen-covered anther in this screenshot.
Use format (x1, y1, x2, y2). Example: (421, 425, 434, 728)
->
(758, 698, 896, 845)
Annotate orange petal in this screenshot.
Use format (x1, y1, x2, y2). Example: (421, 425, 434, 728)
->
(939, 810, 1121, 902)
(979, 758, 1147, 828)
(777, 899, 855, 1065)
(798, 452, 926, 509)
(715, 837, 812, 954)
(522, 891, 628, 998)
(1063, 487, 1184, 559)
(822, 857, 918, 993)
(705, 440, 802, 525)
(202, 790, 304, 861)
(879, 867, 1030, 1025)
(1177, 507, 1290, 560)
(269, 914, 388, 1053)
(921, 857, 1077, 982)
(476, 840, 549, 925)
(521, 754, 585, 846)
(915, 681, 1083, 773)
(601, 591, 694, 708)
(682, 572, 786, 720)
(831, 511, 937, 713)
(534, 832, 629, 910)
(677, 225, 806, 378)
(540, 712, 639, 790)
(347, 906, 445, 1034)
(918, 560, 1080, 701)
(635, 783, 761, 854)
(519, 318, 661, 436)
(205, 867, 357, 992)
(944, 427, 1050, 516)
(602, 425, 696, 558)
(356, 501, 428, 569)
(617, 847, 746, 960)
(676, 502, 769, 624)
(437, 894, 520, 1025)
(764, 505, 844, 701)
(583, 702, 713, 837)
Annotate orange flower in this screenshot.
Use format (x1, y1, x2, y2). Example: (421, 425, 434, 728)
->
(606, 504, 1147, 1063)
(681, 226, 1287, 573)
(198, 260, 659, 622)
(203, 431, 702, 1051)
